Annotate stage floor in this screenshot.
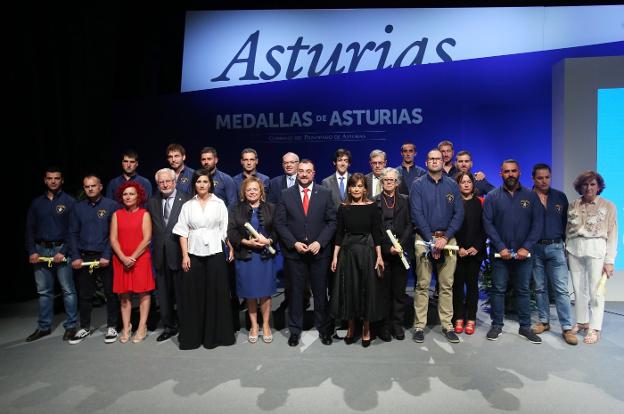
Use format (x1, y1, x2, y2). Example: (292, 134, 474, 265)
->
(1, 296, 623, 413)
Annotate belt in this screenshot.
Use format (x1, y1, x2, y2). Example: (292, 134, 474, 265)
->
(432, 231, 446, 238)
(538, 239, 562, 245)
(80, 250, 102, 256)
(37, 241, 63, 248)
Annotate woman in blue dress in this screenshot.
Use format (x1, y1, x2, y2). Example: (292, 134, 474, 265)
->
(228, 177, 277, 344)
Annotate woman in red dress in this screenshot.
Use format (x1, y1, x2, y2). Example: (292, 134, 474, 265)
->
(110, 181, 155, 343)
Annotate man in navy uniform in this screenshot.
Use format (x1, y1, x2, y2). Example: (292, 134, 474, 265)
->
(25, 167, 78, 342)
(105, 149, 152, 201)
(454, 150, 494, 196)
(438, 140, 458, 177)
(232, 148, 270, 197)
(395, 142, 426, 195)
(530, 163, 577, 345)
(200, 146, 237, 208)
(68, 174, 121, 344)
(410, 149, 464, 344)
(483, 159, 543, 344)
(166, 143, 195, 195)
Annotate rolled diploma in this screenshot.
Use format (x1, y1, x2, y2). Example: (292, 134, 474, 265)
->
(386, 229, 410, 270)
(243, 222, 276, 255)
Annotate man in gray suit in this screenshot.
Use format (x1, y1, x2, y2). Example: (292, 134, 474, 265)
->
(365, 149, 387, 198)
(321, 148, 351, 206)
(147, 168, 191, 342)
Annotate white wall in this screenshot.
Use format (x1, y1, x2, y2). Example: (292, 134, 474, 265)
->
(552, 55, 624, 300)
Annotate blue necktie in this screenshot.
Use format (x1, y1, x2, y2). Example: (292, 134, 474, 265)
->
(339, 176, 345, 200)
(288, 176, 294, 188)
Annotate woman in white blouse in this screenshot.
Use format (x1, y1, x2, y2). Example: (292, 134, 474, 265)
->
(173, 169, 236, 350)
(566, 171, 618, 344)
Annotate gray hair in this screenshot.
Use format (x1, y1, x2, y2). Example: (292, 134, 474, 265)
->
(369, 149, 387, 161)
(282, 152, 300, 162)
(380, 167, 401, 185)
(154, 168, 176, 182)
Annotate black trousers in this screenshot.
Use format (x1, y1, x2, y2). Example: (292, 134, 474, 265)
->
(178, 253, 235, 350)
(286, 254, 330, 336)
(382, 255, 408, 334)
(452, 255, 481, 322)
(76, 252, 119, 329)
(156, 255, 183, 330)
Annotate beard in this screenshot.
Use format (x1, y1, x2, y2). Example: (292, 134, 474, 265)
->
(504, 177, 518, 188)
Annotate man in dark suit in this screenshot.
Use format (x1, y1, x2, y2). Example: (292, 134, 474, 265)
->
(365, 149, 387, 199)
(268, 152, 299, 204)
(147, 168, 191, 342)
(320, 148, 351, 207)
(275, 159, 337, 346)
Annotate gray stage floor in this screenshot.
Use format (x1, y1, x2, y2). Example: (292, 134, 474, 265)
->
(1, 298, 623, 414)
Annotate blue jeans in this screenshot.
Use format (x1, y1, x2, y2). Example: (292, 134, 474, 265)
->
(532, 243, 573, 330)
(33, 244, 78, 330)
(489, 257, 533, 329)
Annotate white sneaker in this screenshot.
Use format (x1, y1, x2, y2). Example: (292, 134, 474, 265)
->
(68, 328, 93, 345)
(104, 327, 118, 344)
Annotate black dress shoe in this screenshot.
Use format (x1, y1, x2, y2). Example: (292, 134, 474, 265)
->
(378, 332, 392, 342)
(393, 332, 405, 341)
(320, 334, 333, 345)
(26, 328, 51, 342)
(63, 328, 76, 341)
(288, 334, 300, 347)
(157, 330, 178, 342)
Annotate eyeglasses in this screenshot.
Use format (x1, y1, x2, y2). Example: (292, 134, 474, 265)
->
(382, 178, 397, 183)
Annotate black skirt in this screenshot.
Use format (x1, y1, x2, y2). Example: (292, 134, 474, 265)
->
(330, 234, 388, 321)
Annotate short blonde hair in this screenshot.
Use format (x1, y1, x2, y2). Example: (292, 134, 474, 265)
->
(240, 176, 266, 202)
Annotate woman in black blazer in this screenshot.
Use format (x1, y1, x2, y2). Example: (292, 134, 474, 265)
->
(376, 167, 412, 341)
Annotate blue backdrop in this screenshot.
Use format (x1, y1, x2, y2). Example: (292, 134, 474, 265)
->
(114, 41, 624, 188)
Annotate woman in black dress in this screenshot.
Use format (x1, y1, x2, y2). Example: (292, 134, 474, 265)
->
(452, 172, 486, 335)
(330, 173, 385, 347)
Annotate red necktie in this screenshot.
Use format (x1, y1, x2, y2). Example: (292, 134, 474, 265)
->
(302, 188, 309, 215)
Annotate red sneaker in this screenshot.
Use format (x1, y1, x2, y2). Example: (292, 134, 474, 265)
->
(465, 320, 476, 335)
(454, 319, 464, 334)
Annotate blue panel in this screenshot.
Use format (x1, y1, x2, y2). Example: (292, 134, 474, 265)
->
(597, 88, 624, 270)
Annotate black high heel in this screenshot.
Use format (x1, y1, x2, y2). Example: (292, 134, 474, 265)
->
(344, 333, 359, 345)
(361, 338, 371, 348)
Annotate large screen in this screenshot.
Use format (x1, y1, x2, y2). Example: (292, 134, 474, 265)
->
(597, 87, 624, 270)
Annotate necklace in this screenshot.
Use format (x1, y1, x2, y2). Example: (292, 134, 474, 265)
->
(382, 193, 395, 209)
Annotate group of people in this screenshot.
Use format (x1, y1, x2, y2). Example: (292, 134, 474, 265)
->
(25, 141, 617, 350)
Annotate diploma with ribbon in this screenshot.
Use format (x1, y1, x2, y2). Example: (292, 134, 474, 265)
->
(37, 257, 67, 267)
(416, 239, 459, 256)
(385, 229, 410, 270)
(81, 261, 101, 274)
(243, 222, 276, 255)
(493, 250, 531, 259)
